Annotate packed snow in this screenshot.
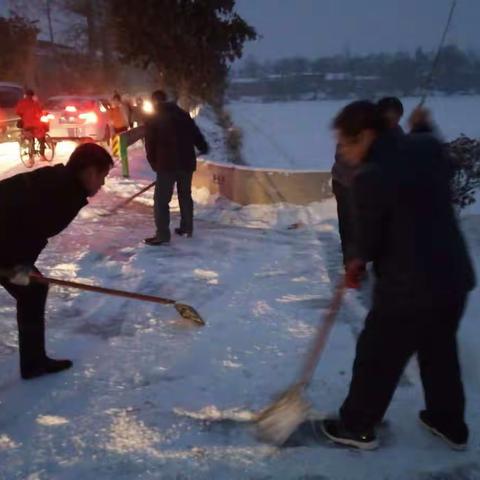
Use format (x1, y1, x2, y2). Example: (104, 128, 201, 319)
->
(0, 98, 480, 479)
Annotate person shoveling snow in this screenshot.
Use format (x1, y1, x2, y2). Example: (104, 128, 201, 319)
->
(257, 101, 475, 452)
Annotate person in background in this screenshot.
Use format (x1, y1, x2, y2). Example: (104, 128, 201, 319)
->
(331, 147, 358, 266)
(15, 89, 47, 164)
(332, 96, 406, 266)
(321, 101, 475, 451)
(132, 96, 146, 127)
(0, 144, 113, 380)
(108, 93, 129, 135)
(376, 96, 404, 135)
(144, 90, 209, 246)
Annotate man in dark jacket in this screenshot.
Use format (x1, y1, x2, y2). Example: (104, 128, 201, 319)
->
(144, 90, 209, 245)
(0, 144, 113, 379)
(331, 96, 405, 265)
(322, 101, 475, 450)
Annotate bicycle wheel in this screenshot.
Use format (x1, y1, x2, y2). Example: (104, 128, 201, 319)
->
(43, 135, 55, 162)
(19, 135, 34, 168)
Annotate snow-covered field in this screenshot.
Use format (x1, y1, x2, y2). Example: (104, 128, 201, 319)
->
(0, 99, 480, 479)
(229, 95, 480, 169)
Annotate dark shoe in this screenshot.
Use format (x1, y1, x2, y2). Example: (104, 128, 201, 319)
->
(321, 419, 378, 450)
(419, 410, 468, 450)
(174, 228, 192, 238)
(144, 236, 170, 246)
(22, 357, 73, 380)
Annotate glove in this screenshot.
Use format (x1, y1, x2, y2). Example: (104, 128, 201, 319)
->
(9, 266, 33, 286)
(345, 259, 366, 289)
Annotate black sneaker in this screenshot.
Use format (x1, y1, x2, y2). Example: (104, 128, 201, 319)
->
(22, 358, 73, 380)
(174, 228, 192, 238)
(144, 236, 170, 246)
(321, 419, 378, 450)
(419, 410, 468, 451)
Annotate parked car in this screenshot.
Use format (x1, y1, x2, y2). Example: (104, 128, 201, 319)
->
(44, 96, 112, 143)
(0, 82, 24, 142)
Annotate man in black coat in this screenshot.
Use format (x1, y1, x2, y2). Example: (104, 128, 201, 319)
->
(144, 90, 209, 246)
(0, 144, 113, 379)
(322, 101, 475, 450)
(331, 96, 405, 266)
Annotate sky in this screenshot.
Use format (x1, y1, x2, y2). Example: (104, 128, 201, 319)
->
(236, 0, 480, 60)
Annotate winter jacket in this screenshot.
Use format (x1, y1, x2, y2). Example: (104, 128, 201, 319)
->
(108, 105, 129, 131)
(352, 131, 476, 308)
(145, 103, 209, 173)
(0, 165, 88, 269)
(15, 97, 43, 130)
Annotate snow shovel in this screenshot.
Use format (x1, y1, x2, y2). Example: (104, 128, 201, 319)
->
(101, 181, 156, 217)
(256, 277, 346, 445)
(1, 269, 205, 326)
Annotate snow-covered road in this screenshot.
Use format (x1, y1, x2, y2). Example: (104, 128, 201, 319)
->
(0, 137, 479, 478)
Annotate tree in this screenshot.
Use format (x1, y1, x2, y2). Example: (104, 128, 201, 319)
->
(110, 0, 257, 105)
(0, 13, 39, 83)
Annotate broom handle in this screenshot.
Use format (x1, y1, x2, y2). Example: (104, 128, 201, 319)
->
(106, 181, 155, 215)
(419, 0, 457, 107)
(299, 277, 346, 387)
(29, 272, 176, 305)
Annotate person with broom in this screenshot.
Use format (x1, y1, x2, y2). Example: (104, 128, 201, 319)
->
(322, 100, 475, 450)
(0, 143, 113, 380)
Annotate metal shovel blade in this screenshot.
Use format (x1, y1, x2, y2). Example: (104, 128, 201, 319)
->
(175, 303, 205, 326)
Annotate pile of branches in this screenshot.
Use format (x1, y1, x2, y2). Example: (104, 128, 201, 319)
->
(447, 136, 480, 209)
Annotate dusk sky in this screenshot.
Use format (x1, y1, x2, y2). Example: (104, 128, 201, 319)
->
(236, 0, 480, 60)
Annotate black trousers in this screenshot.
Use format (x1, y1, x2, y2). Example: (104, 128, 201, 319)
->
(332, 180, 354, 265)
(340, 294, 468, 433)
(0, 268, 49, 375)
(154, 171, 194, 241)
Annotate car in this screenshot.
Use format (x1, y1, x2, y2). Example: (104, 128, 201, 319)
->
(0, 82, 24, 142)
(44, 95, 112, 143)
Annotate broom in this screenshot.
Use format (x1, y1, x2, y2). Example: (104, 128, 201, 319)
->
(256, 277, 346, 445)
(2, 269, 205, 326)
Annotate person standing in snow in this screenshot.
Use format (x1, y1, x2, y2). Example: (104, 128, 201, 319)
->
(322, 100, 475, 450)
(144, 90, 209, 246)
(108, 94, 129, 135)
(0, 144, 113, 380)
(331, 96, 405, 266)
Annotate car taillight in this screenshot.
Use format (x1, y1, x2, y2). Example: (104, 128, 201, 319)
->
(40, 113, 55, 123)
(65, 105, 77, 113)
(79, 111, 98, 124)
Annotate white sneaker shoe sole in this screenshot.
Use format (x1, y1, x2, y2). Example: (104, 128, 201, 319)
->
(419, 417, 467, 451)
(321, 422, 379, 451)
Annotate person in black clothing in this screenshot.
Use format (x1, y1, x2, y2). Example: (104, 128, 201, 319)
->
(331, 97, 405, 266)
(376, 96, 404, 134)
(331, 148, 357, 265)
(144, 90, 209, 246)
(0, 144, 113, 380)
(322, 101, 475, 450)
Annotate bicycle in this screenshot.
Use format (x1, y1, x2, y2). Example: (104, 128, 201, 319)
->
(19, 131, 55, 168)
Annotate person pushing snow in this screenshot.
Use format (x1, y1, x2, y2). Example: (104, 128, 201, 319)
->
(322, 101, 475, 451)
(0, 144, 113, 380)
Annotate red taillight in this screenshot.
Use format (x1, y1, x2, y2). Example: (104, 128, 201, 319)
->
(40, 113, 55, 123)
(65, 105, 77, 113)
(79, 111, 98, 124)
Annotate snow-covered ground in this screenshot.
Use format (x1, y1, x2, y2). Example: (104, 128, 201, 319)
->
(229, 95, 480, 169)
(0, 106, 480, 479)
